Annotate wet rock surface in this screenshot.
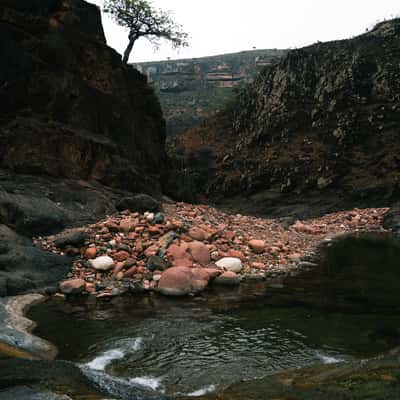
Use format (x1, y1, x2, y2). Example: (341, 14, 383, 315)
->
(0, 224, 70, 297)
(0, 358, 105, 399)
(198, 349, 400, 400)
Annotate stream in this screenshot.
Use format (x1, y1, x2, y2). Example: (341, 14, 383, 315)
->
(28, 290, 400, 399)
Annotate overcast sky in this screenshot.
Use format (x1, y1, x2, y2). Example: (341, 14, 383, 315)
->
(88, 0, 399, 63)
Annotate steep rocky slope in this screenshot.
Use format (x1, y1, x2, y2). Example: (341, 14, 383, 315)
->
(0, 0, 167, 193)
(136, 49, 286, 135)
(173, 19, 400, 216)
(0, 0, 168, 295)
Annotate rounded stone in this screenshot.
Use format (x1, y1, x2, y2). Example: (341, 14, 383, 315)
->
(59, 279, 86, 295)
(88, 256, 115, 271)
(248, 239, 266, 254)
(215, 257, 243, 273)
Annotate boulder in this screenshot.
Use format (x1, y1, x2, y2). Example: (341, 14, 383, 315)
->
(88, 256, 115, 271)
(0, 225, 70, 296)
(167, 243, 193, 268)
(248, 239, 266, 254)
(59, 279, 85, 295)
(215, 257, 243, 273)
(116, 194, 162, 213)
(158, 266, 209, 296)
(187, 241, 211, 264)
(54, 229, 87, 249)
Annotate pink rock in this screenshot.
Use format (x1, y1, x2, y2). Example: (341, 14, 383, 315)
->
(60, 279, 86, 295)
(214, 271, 240, 286)
(224, 231, 235, 241)
(124, 266, 137, 277)
(167, 243, 193, 268)
(227, 249, 245, 260)
(188, 227, 207, 241)
(251, 262, 266, 270)
(105, 221, 119, 232)
(192, 268, 211, 282)
(203, 268, 222, 279)
(144, 244, 159, 257)
(113, 250, 130, 262)
(113, 262, 125, 275)
(158, 267, 209, 296)
(120, 218, 135, 233)
(188, 241, 211, 265)
(248, 239, 266, 254)
(85, 247, 97, 259)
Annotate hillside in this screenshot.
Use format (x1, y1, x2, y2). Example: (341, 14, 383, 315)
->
(172, 19, 400, 216)
(136, 49, 286, 135)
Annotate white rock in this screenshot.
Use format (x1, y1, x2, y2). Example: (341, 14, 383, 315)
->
(215, 257, 243, 273)
(89, 256, 115, 271)
(146, 213, 155, 222)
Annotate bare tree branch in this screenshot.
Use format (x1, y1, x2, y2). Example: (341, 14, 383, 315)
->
(104, 0, 189, 64)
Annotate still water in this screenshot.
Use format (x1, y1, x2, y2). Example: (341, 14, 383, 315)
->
(29, 292, 400, 399)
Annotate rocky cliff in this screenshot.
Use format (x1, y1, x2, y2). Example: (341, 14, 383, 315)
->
(0, 0, 167, 193)
(0, 0, 168, 295)
(136, 49, 286, 135)
(174, 19, 400, 216)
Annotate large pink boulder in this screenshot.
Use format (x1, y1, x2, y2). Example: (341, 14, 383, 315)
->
(167, 243, 193, 268)
(188, 241, 211, 265)
(158, 267, 209, 296)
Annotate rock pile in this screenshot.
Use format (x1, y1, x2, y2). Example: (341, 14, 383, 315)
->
(35, 203, 389, 298)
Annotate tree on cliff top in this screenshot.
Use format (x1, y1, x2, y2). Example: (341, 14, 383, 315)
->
(103, 0, 189, 64)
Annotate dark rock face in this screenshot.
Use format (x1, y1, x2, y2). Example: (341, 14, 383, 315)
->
(0, 0, 167, 194)
(0, 224, 70, 297)
(0, 0, 169, 295)
(174, 19, 400, 213)
(116, 194, 162, 213)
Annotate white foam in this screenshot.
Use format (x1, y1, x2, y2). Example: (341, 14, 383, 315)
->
(85, 349, 125, 371)
(129, 376, 162, 391)
(187, 385, 217, 397)
(85, 337, 142, 371)
(317, 353, 344, 364)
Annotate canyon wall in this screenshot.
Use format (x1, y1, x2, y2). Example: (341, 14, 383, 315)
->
(174, 19, 400, 216)
(0, 0, 167, 194)
(136, 49, 286, 135)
